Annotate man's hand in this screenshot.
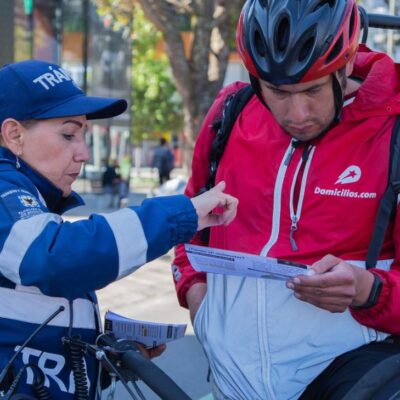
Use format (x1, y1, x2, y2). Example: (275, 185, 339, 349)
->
(286, 255, 375, 313)
(191, 181, 238, 231)
(186, 282, 207, 322)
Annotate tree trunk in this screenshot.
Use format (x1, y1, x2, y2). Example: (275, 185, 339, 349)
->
(138, 0, 245, 172)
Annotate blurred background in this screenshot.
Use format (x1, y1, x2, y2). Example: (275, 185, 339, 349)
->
(0, 0, 398, 398)
(0, 0, 397, 193)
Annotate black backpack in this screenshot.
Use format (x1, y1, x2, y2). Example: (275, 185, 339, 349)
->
(202, 84, 400, 269)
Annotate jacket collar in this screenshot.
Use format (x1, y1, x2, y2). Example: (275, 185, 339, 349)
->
(343, 45, 400, 121)
(0, 146, 84, 214)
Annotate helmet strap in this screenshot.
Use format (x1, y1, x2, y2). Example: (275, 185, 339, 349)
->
(249, 74, 269, 108)
(332, 71, 345, 124)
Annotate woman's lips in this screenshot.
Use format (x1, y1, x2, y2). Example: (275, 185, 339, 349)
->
(68, 173, 80, 180)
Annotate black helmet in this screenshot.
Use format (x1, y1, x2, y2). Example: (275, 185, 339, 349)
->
(236, 0, 360, 85)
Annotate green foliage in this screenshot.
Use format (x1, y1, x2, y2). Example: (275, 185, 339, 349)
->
(131, 7, 183, 143)
(95, 1, 183, 143)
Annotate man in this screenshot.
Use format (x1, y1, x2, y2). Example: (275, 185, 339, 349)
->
(172, 0, 400, 399)
(101, 159, 120, 208)
(152, 138, 175, 185)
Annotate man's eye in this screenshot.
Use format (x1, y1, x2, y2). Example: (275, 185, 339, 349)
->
(307, 88, 321, 95)
(272, 89, 286, 96)
(63, 134, 74, 141)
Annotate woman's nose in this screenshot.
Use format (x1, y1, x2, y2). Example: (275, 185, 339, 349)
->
(75, 142, 90, 162)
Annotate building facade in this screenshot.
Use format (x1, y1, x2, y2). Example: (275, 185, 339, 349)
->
(0, 0, 132, 179)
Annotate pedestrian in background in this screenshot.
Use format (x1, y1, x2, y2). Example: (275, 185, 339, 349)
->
(152, 137, 174, 186)
(118, 154, 131, 207)
(101, 158, 120, 208)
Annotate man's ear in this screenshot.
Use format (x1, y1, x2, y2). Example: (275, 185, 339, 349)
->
(346, 52, 357, 77)
(1, 119, 25, 155)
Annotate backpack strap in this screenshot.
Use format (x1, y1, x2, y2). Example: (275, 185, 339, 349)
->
(204, 85, 255, 191)
(366, 116, 400, 269)
(198, 85, 254, 243)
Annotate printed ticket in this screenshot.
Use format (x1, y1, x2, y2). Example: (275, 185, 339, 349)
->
(104, 310, 187, 348)
(185, 244, 311, 280)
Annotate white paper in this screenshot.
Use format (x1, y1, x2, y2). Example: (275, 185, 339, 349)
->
(185, 244, 311, 280)
(104, 310, 187, 348)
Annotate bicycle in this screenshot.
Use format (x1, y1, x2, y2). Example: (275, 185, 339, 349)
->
(2, 332, 191, 400)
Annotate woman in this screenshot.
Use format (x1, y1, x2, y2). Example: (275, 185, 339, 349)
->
(0, 60, 238, 399)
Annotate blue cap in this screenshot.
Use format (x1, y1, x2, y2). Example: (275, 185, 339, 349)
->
(0, 60, 128, 125)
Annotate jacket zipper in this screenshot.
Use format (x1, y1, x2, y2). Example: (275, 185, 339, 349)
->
(289, 145, 315, 251)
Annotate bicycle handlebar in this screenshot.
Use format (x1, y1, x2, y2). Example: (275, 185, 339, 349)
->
(120, 350, 191, 400)
(358, 8, 400, 44)
(367, 13, 400, 30)
(96, 333, 191, 400)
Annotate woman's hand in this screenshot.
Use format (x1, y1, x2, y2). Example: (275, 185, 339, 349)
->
(191, 181, 238, 231)
(135, 342, 167, 359)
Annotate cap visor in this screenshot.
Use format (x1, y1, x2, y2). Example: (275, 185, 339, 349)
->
(35, 94, 128, 120)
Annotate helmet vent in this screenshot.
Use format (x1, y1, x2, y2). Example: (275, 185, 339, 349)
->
(276, 17, 290, 53)
(325, 35, 343, 64)
(312, 0, 337, 12)
(349, 6, 356, 38)
(299, 36, 315, 62)
(254, 29, 267, 57)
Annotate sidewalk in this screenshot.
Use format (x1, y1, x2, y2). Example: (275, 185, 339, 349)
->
(64, 177, 149, 216)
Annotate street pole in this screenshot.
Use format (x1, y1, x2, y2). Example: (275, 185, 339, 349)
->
(54, 0, 63, 65)
(387, 0, 395, 56)
(82, 0, 90, 193)
(24, 0, 34, 58)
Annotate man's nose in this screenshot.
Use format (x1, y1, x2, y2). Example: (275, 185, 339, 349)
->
(287, 95, 310, 124)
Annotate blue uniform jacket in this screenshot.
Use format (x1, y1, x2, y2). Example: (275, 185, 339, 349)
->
(0, 147, 197, 399)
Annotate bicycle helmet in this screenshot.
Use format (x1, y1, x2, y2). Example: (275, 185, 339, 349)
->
(236, 0, 360, 85)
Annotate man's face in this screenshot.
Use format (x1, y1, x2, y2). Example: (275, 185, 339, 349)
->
(20, 116, 90, 196)
(260, 75, 336, 142)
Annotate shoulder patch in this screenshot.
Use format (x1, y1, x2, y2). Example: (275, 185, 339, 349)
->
(0, 189, 44, 220)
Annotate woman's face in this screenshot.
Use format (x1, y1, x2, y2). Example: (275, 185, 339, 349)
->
(20, 116, 90, 197)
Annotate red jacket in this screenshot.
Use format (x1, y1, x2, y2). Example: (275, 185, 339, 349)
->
(174, 45, 400, 334)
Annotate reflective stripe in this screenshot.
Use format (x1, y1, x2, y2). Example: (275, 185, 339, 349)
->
(0, 213, 62, 284)
(261, 141, 293, 257)
(0, 287, 96, 329)
(100, 208, 147, 279)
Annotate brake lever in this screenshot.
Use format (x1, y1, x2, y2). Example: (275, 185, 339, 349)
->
(96, 338, 141, 382)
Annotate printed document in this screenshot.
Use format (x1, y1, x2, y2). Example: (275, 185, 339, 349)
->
(185, 244, 311, 280)
(104, 310, 187, 348)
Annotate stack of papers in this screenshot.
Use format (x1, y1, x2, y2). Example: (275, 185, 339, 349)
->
(185, 244, 310, 280)
(104, 310, 187, 348)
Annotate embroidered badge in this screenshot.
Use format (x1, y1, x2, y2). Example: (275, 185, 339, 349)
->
(0, 189, 44, 220)
(18, 195, 39, 208)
